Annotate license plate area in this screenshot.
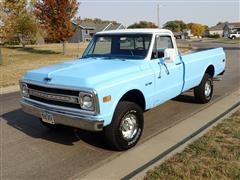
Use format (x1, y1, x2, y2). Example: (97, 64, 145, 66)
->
(41, 112, 55, 124)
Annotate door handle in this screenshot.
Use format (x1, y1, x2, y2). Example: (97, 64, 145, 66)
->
(175, 62, 182, 65)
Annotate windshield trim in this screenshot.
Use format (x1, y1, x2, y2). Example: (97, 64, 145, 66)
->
(82, 33, 153, 60)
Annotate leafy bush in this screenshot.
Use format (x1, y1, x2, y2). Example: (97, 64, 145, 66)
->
(208, 34, 220, 38)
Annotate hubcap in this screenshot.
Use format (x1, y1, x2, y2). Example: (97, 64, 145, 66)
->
(120, 113, 138, 140)
(205, 80, 212, 97)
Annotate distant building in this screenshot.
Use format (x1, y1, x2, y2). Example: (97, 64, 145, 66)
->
(223, 22, 240, 37)
(209, 22, 240, 37)
(68, 22, 125, 43)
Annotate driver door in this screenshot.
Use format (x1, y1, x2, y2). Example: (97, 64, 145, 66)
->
(149, 35, 184, 107)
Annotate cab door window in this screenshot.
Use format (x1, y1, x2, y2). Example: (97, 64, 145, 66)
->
(152, 36, 173, 59)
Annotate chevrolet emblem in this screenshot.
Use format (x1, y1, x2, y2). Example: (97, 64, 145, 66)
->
(44, 77, 52, 82)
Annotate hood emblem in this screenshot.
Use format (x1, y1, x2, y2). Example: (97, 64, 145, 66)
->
(44, 77, 52, 82)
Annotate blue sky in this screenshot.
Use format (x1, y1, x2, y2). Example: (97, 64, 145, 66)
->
(78, 0, 240, 27)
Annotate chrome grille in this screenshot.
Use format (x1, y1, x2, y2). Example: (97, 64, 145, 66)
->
(27, 84, 81, 109)
(28, 89, 79, 104)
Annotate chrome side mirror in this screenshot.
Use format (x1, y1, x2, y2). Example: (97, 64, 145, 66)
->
(164, 48, 176, 63)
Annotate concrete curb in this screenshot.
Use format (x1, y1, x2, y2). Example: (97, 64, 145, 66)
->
(78, 88, 240, 180)
(0, 85, 19, 95)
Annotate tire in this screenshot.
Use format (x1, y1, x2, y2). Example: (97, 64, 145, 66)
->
(104, 101, 144, 151)
(231, 36, 235, 40)
(194, 73, 213, 103)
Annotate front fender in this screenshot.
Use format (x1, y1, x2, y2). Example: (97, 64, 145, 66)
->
(98, 83, 145, 126)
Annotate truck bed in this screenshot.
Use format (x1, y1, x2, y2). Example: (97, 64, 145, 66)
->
(181, 47, 226, 92)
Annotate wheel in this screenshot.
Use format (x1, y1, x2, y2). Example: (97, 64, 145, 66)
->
(231, 36, 235, 40)
(104, 101, 144, 151)
(194, 73, 213, 103)
(39, 118, 59, 129)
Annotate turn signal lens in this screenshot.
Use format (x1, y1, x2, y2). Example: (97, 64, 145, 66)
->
(103, 95, 111, 102)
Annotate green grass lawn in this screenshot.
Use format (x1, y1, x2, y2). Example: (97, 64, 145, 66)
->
(0, 43, 87, 87)
(145, 110, 240, 179)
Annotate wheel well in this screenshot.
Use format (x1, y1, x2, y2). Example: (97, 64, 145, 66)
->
(205, 65, 215, 77)
(119, 90, 146, 110)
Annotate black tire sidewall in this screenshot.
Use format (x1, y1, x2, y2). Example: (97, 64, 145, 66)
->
(194, 73, 213, 103)
(105, 101, 144, 151)
(202, 74, 213, 102)
(116, 108, 143, 149)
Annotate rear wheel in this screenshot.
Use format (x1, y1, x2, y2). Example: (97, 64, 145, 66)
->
(194, 73, 213, 103)
(104, 101, 144, 151)
(231, 36, 236, 40)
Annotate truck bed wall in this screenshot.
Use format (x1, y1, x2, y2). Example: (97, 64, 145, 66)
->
(181, 47, 226, 92)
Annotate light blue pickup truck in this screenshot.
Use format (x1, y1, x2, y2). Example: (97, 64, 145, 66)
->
(20, 29, 226, 150)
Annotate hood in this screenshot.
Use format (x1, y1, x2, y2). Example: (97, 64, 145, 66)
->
(23, 58, 143, 89)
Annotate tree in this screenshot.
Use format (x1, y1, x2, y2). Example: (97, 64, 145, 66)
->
(188, 23, 205, 37)
(0, 0, 39, 47)
(163, 20, 187, 32)
(34, 0, 79, 55)
(128, 21, 158, 29)
(0, 46, 2, 65)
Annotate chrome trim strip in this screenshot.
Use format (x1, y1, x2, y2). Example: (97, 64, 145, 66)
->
(22, 97, 97, 116)
(21, 99, 104, 131)
(20, 79, 93, 92)
(28, 88, 79, 104)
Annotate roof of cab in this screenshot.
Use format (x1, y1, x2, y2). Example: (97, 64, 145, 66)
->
(96, 28, 173, 35)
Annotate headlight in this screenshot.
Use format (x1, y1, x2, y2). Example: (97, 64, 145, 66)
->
(20, 83, 29, 97)
(79, 92, 95, 111)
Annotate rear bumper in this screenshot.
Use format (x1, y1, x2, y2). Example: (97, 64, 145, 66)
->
(21, 99, 104, 131)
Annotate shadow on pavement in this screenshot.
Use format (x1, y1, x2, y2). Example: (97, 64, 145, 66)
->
(173, 94, 199, 104)
(2, 109, 108, 149)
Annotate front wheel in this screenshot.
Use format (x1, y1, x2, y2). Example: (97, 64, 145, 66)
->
(104, 101, 144, 151)
(194, 73, 213, 103)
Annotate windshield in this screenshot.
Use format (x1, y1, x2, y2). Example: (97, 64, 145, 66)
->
(82, 34, 152, 59)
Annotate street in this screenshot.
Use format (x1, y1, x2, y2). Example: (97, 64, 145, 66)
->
(0, 42, 239, 179)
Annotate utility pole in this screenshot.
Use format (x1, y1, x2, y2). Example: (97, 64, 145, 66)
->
(157, 3, 160, 28)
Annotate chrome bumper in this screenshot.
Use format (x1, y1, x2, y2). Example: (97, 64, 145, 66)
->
(20, 99, 104, 131)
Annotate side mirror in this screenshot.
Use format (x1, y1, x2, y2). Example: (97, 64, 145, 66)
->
(164, 48, 176, 63)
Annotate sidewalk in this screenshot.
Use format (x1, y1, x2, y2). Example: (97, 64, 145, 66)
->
(0, 85, 19, 95)
(77, 89, 239, 179)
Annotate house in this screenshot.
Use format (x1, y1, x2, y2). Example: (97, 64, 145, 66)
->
(209, 23, 225, 36)
(68, 21, 125, 43)
(223, 22, 240, 37)
(209, 22, 240, 37)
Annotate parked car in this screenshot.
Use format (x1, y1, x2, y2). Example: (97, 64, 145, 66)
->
(20, 29, 226, 150)
(228, 31, 240, 39)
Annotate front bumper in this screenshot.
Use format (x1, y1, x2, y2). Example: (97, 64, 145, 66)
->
(21, 98, 104, 131)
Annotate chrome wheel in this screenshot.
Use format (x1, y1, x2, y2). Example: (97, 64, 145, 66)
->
(120, 113, 138, 141)
(205, 80, 212, 97)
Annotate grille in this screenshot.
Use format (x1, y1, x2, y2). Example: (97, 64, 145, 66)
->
(27, 84, 81, 109)
(28, 84, 79, 96)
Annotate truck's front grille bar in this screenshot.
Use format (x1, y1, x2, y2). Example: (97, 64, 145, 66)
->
(27, 84, 81, 109)
(28, 89, 79, 104)
(27, 84, 79, 96)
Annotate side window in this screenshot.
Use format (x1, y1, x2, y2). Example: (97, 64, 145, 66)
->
(152, 35, 173, 59)
(156, 36, 173, 49)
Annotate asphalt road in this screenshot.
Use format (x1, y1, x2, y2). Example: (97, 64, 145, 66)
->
(0, 42, 239, 179)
